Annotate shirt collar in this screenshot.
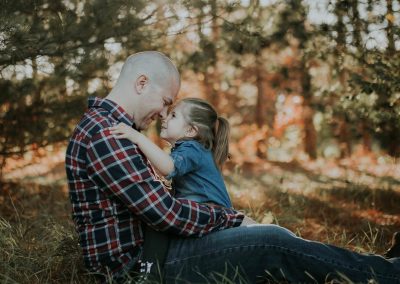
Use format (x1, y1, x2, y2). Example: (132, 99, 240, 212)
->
(88, 96, 136, 128)
(172, 139, 200, 151)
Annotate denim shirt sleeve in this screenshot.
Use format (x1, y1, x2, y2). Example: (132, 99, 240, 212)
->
(167, 141, 202, 179)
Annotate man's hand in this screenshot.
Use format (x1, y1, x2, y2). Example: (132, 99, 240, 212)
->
(110, 123, 143, 144)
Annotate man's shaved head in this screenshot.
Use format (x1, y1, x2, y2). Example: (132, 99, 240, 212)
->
(107, 51, 181, 130)
(117, 51, 180, 96)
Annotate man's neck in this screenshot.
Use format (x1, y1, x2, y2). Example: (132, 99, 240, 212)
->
(106, 89, 135, 117)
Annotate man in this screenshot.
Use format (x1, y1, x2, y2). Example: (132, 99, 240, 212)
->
(65, 51, 244, 282)
(66, 51, 400, 283)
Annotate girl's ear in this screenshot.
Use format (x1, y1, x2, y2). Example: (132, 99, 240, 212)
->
(185, 125, 198, 138)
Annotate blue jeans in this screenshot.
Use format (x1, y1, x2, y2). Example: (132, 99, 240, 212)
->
(161, 224, 400, 283)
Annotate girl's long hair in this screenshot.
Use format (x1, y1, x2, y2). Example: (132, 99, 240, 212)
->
(179, 98, 230, 169)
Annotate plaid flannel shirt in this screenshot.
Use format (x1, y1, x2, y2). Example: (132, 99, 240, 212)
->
(65, 97, 244, 280)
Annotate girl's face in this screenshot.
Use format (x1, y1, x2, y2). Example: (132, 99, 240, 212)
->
(160, 103, 191, 145)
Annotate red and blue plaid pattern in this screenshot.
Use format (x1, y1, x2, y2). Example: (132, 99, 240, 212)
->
(65, 97, 244, 280)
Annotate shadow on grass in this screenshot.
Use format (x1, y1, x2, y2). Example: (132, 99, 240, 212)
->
(229, 170, 400, 253)
(315, 185, 400, 214)
(268, 160, 400, 188)
(0, 181, 95, 284)
(249, 160, 400, 216)
(2, 165, 400, 283)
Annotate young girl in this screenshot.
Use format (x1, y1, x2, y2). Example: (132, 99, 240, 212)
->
(110, 97, 232, 208)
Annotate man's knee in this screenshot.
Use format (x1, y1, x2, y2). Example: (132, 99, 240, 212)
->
(238, 224, 297, 245)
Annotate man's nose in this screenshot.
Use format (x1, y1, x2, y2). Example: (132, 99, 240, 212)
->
(159, 107, 168, 120)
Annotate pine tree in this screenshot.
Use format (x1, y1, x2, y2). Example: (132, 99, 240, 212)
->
(0, 0, 167, 174)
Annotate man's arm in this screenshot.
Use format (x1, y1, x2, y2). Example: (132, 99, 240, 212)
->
(110, 123, 174, 176)
(86, 128, 244, 236)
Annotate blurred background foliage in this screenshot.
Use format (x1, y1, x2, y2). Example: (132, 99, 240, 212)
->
(1, 2, 400, 282)
(0, 0, 399, 175)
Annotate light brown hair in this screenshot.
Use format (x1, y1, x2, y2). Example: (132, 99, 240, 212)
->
(179, 98, 230, 168)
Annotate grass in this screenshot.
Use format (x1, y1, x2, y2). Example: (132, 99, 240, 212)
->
(1, 147, 399, 283)
(0, 182, 93, 283)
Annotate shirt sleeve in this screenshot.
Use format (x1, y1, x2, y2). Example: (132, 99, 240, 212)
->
(166, 142, 202, 179)
(85, 128, 244, 236)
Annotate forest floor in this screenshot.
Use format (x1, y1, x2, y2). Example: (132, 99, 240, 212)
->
(1, 144, 399, 283)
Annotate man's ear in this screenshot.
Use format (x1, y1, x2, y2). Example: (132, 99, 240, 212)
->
(186, 125, 198, 138)
(135, 75, 148, 94)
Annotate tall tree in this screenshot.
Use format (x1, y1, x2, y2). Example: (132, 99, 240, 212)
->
(350, 0, 373, 153)
(221, 1, 278, 158)
(333, 0, 353, 157)
(276, 0, 317, 158)
(0, 0, 166, 175)
(335, 0, 400, 157)
(386, 0, 396, 55)
(178, 0, 225, 111)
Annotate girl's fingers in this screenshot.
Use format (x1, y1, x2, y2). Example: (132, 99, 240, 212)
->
(113, 133, 127, 139)
(110, 128, 126, 134)
(109, 124, 130, 137)
(110, 130, 119, 135)
(110, 123, 126, 130)
(110, 126, 122, 131)
(109, 128, 122, 135)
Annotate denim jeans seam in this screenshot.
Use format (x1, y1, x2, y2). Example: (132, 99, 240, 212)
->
(166, 244, 400, 281)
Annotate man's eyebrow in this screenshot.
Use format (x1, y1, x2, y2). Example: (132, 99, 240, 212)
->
(164, 97, 173, 106)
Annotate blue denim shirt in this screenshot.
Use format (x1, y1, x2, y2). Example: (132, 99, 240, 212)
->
(166, 140, 232, 208)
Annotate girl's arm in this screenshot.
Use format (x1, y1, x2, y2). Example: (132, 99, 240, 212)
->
(109, 123, 174, 176)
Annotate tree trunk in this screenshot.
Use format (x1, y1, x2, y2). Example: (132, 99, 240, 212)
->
(386, 0, 395, 55)
(254, 52, 267, 158)
(350, 1, 363, 54)
(199, 0, 220, 110)
(388, 134, 400, 157)
(264, 74, 277, 130)
(334, 0, 352, 158)
(337, 118, 352, 158)
(255, 53, 265, 129)
(208, 0, 220, 109)
(338, 71, 352, 158)
(361, 121, 372, 153)
(300, 58, 317, 159)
